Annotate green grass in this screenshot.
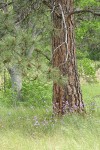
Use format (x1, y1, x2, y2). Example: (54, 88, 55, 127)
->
(0, 83, 100, 150)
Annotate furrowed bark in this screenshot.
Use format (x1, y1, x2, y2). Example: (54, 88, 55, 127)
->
(52, 0, 85, 116)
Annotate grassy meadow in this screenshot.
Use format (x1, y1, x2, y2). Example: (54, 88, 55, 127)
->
(0, 83, 100, 150)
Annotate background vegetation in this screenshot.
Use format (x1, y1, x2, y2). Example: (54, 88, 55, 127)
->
(0, 0, 100, 149)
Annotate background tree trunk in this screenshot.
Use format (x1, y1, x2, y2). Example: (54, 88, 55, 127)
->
(8, 66, 22, 101)
(52, 0, 85, 116)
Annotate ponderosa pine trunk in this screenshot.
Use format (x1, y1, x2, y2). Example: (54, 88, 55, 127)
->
(52, 0, 85, 116)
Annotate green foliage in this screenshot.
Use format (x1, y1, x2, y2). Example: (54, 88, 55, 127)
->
(0, 28, 34, 65)
(22, 79, 52, 107)
(0, 77, 52, 107)
(75, 0, 100, 7)
(47, 67, 68, 86)
(76, 19, 100, 61)
(78, 58, 96, 82)
(0, 11, 15, 39)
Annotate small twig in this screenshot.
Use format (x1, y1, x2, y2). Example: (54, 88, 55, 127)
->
(53, 42, 65, 53)
(59, 3, 68, 62)
(51, 2, 55, 14)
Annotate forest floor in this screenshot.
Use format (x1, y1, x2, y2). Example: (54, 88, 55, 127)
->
(0, 83, 100, 150)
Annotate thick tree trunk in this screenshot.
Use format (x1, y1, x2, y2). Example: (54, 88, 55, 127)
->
(8, 66, 22, 101)
(52, 0, 85, 116)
